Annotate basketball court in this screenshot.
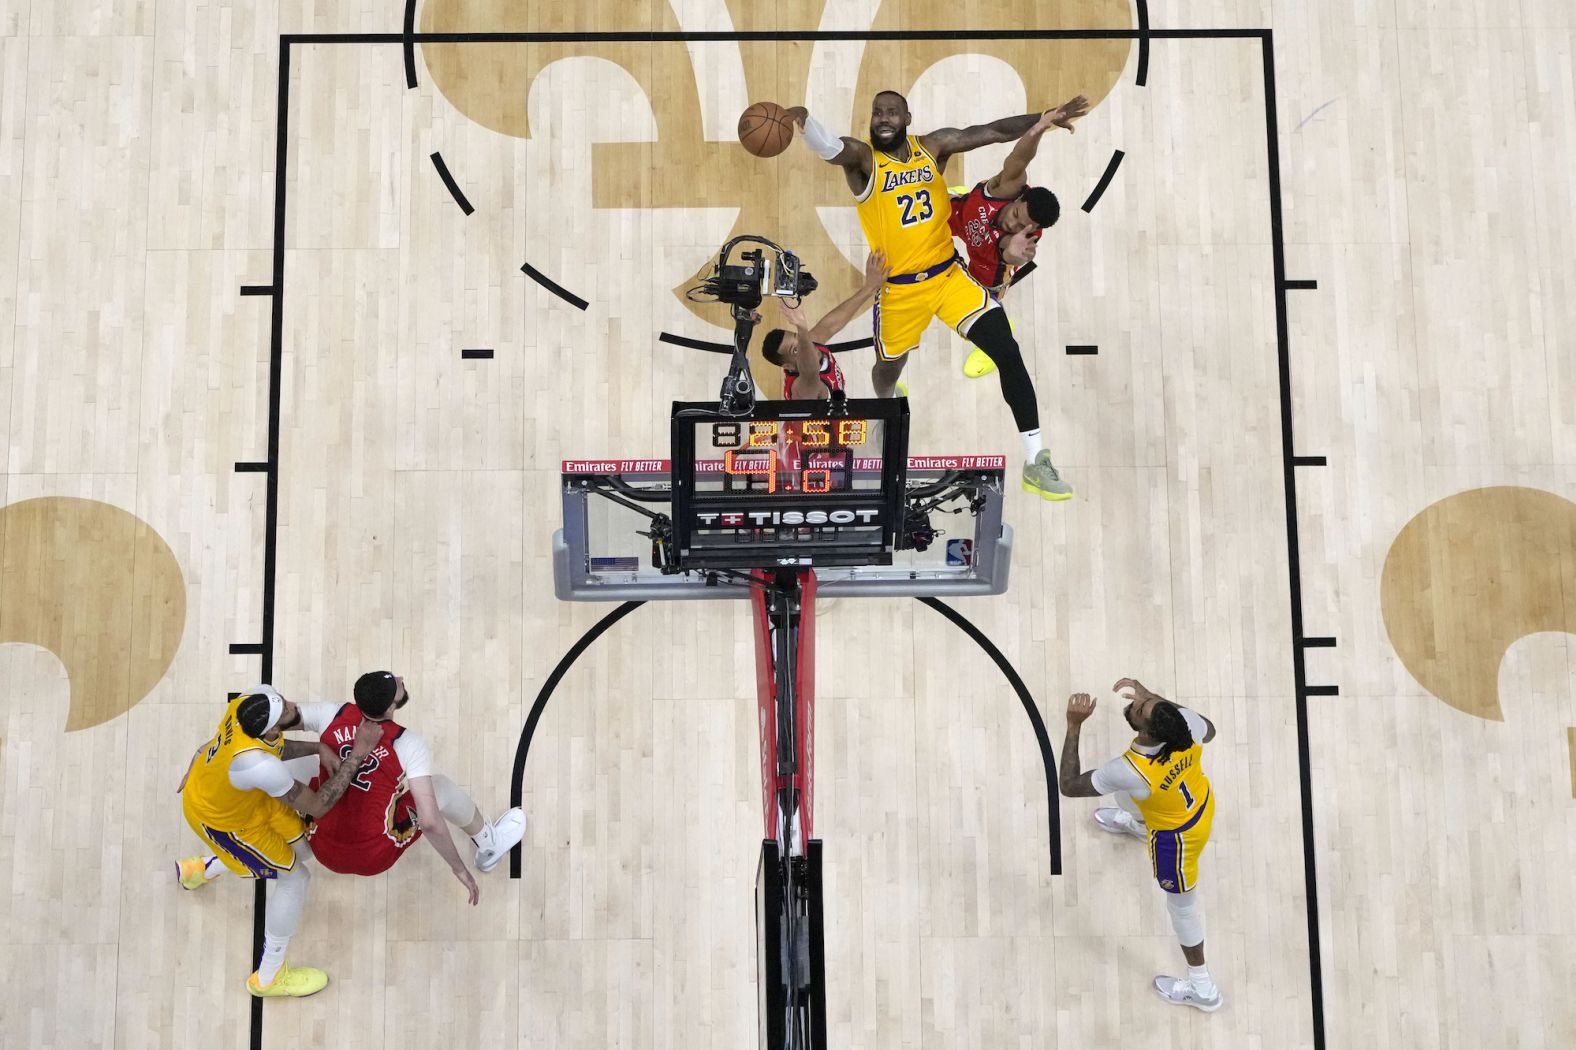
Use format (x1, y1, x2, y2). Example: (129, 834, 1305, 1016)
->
(1, 2, 1573, 1048)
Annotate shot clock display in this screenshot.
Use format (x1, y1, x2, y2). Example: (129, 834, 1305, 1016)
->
(706, 418, 881, 496)
(669, 398, 910, 570)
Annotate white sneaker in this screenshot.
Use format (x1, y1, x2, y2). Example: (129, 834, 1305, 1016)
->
(474, 808, 527, 873)
(1153, 975, 1223, 1013)
(1093, 807, 1146, 840)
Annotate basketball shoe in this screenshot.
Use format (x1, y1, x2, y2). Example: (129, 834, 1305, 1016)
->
(1154, 975, 1223, 1013)
(473, 808, 528, 873)
(248, 963, 329, 998)
(1093, 808, 1146, 840)
(1023, 451, 1072, 501)
(962, 348, 996, 378)
(175, 856, 221, 890)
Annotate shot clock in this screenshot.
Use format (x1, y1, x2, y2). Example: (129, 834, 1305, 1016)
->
(669, 398, 910, 569)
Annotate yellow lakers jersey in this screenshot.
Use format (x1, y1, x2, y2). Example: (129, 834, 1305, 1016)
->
(855, 139, 955, 275)
(182, 695, 285, 831)
(1123, 741, 1211, 831)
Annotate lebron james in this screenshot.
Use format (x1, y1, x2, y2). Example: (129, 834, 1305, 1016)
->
(785, 92, 1087, 502)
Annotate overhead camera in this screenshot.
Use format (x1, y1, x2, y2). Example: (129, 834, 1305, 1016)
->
(688, 235, 818, 312)
(683, 235, 819, 417)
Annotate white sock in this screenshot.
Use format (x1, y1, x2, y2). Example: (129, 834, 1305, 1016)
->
(1187, 963, 1216, 997)
(257, 933, 289, 985)
(1020, 429, 1043, 464)
(203, 856, 227, 879)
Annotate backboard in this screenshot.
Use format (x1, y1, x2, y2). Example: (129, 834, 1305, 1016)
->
(553, 455, 1012, 600)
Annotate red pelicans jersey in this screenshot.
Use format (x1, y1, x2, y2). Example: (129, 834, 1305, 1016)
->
(308, 705, 422, 876)
(781, 345, 847, 400)
(949, 181, 1041, 291)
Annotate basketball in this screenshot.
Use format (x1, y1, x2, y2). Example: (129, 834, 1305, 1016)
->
(738, 102, 794, 158)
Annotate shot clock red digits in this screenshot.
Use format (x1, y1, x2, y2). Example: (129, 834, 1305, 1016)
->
(722, 448, 850, 494)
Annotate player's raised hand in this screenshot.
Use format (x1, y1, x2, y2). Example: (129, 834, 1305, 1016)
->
(863, 248, 890, 288)
(1066, 692, 1098, 725)
(1044, 94, 1090, 133)
(1113, 677, 1160, 703)
(1001, 229, 1039, 267)
(776, 298, 808, 329)
(783, 106, 808, 129)
(350, 716, 385, 756)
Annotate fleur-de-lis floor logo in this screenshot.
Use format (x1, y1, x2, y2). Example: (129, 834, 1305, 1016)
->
(0, 498, 185, 730)
(419, 0, 1131, 326)
(1382, 487, 1576, 796)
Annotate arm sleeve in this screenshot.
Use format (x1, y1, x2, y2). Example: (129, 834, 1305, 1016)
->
(800, 114, 845, 160)
(295, 701, 342, 736)
(1089, 754, 1151, 799)
(228, 751, 297, 798)
(1179, 707, 1209, 744)
(392, 731, 433, 780)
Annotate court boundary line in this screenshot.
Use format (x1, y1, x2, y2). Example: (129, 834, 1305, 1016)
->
(254, 25, 1325, 1050)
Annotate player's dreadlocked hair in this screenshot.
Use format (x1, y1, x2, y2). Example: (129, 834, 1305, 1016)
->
(1149, 700, 1195, 765)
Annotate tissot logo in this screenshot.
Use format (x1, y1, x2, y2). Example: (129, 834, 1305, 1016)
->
(695, 508, 882, 527)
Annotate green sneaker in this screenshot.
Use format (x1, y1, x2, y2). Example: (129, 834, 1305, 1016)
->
(1022, 450, 1072, 501)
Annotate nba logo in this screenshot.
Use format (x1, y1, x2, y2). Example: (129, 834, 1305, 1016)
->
(945, 539, 974, 566)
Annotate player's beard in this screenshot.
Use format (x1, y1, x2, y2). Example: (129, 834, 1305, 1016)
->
(870, 124, 908, 153)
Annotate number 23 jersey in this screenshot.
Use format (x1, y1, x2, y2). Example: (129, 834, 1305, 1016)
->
(854, 139, 954, 276)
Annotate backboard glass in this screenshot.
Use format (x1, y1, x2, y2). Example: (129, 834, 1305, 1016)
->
(554, 456, 1012, 600)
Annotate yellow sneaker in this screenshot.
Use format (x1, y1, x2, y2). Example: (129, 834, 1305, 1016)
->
(248, 962, 329, 998)
(176, 856, 218, 891)
(962, 348, 996, 379)
(896, 380, 909, 398)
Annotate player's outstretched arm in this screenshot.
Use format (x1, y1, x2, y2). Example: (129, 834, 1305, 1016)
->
(1059, 693, 1105, 797)
(986, 96, 1088, 198)
(408, 775, 480, 905)
(925, 95, 1090, 173)
(807, 249, 889, 345)
(783, 106, 869, 169)
(280, 739, 324, 761)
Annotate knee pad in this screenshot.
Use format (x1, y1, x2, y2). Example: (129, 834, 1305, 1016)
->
(1164, 889, 1205, 947)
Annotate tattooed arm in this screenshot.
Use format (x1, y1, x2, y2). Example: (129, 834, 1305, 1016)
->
(1058, 693, 1104, 797)
(280, 718, 385, 818)
(280, 739, 323, 762)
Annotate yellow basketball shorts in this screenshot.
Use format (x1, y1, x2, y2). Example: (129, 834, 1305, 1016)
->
(872, 260, 997, 361)
(185, 797, 308, 879)
(1147, 791, 1213, 894)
